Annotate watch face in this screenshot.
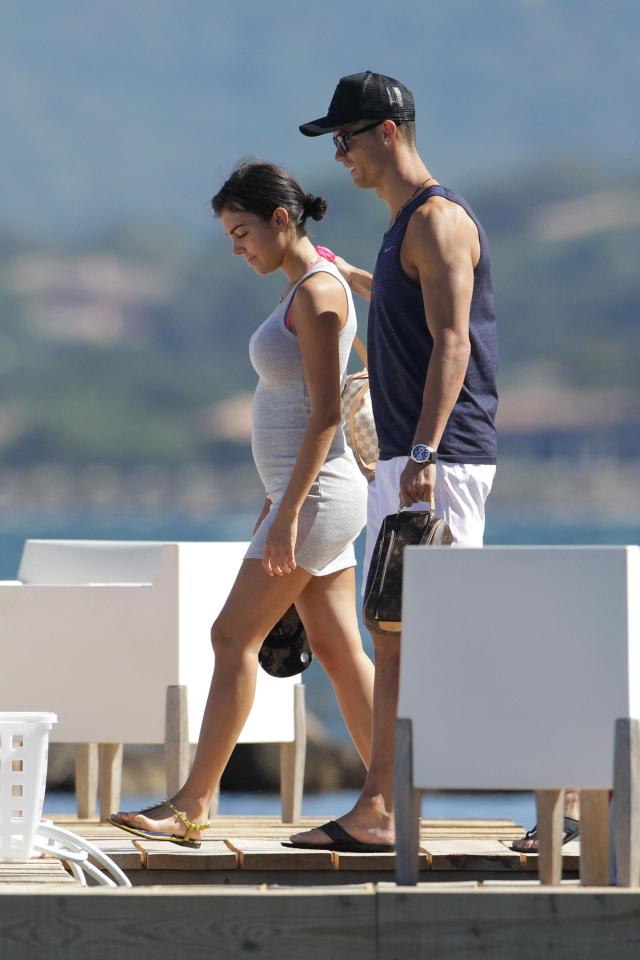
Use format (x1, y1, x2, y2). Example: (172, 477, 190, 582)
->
(411, 443, 431, 463)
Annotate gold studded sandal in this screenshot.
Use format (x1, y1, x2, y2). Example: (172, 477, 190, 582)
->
(108, 799, 210, 848)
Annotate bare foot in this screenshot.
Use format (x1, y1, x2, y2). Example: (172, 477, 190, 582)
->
(289, 796, 394, 848)
(110, 797, 209, 841)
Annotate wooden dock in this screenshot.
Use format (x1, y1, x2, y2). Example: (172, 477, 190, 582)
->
(2, 816, 639, 959)
(24, 813, 580, 884)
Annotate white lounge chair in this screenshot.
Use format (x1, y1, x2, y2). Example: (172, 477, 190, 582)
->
(396, 545, 640, 886)
(0, 540, 306, 822)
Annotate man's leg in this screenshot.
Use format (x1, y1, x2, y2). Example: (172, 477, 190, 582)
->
(290, 459, 496, 849)
(289, 629, 398, 847)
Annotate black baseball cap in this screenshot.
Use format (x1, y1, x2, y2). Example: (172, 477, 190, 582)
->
(299, 71, 415, 137)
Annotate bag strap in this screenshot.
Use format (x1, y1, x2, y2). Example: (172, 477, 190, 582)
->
(353, 334, 368, 367)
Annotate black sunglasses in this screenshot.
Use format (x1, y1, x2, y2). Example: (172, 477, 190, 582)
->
(332, 119, 386, 153)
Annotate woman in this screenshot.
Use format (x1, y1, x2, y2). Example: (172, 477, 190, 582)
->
(110, 161, 373, 844)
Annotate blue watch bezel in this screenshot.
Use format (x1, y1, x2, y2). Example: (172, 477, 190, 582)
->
(409, 443, 437, 464)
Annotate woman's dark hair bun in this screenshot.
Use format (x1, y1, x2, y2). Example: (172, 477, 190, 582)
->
(212, 161, 327, 236)
(303, 193, 328, 222)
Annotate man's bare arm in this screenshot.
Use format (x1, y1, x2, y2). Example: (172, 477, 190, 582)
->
(398, 201, 475, 505)
(333, 255, 373, 303)
(407, 201, 475, 448)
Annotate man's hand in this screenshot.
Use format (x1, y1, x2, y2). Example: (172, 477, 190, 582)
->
(332, 254, 353, 285)
(399, 460, 436, 508)
(332, 255, 372, 303)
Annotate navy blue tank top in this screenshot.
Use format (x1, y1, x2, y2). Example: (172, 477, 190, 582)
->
(368, 185, 498, 464)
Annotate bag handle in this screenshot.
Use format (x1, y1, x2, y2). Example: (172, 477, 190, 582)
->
(353, 334, 368, 367)
(399, 494, 437, 513)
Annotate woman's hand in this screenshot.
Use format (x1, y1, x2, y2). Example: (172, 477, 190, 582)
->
(253, 497, 272, 535)
(263, 508, 298, 576)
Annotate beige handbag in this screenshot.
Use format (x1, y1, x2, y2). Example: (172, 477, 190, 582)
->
(341, 335, 379, 482)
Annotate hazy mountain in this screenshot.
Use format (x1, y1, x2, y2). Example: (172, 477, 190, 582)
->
(2, 0, 638, 235)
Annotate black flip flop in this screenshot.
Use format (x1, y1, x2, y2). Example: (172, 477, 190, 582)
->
(282, 819, 394, 853)
(509, 815, 580, 852)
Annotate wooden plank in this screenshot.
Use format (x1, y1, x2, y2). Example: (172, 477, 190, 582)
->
(613, 717, 640, 887)
(0, 888, 376, 960)
(0, 859, 77, 885)
(377, 888, 640, 960)
(226, 838, 333, 871)
(420, 817, 520, 832)
(421, 826, 524, 838)
(580, 789, 610, 886)
(536, 789, 564, 885)
(423, 839, 523, 872)
(134, 840, 237, 871)
(334, 850, 429, 872)
(499, 838, 581, 874)
(90, 838, 144, 870)
(481, 879, 582, 888)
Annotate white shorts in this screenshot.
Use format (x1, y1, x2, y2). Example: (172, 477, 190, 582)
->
(361, 458, 496, 593)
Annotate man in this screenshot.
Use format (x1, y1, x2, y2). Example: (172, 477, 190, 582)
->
(289, 71, 498, 852)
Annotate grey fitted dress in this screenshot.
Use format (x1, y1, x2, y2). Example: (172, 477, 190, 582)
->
(245, 260, 368, 576)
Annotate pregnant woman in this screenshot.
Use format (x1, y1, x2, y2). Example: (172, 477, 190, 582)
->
(110, 161, 373, 844)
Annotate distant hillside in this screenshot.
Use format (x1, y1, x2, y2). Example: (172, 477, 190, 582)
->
(0, 161, 639, 474)
(1, 0, 639, 234)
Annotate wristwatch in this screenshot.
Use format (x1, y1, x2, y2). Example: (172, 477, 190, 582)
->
(409, 443, 438, 465)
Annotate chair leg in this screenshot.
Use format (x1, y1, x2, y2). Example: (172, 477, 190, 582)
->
(280, 683, 306, 823)
(208, 781, 220, 819)
(613, 717, 640, 887)
(580, 788, 610, 886)
(75, 743, 98, 819)
(165, 685, 190, 797)
(536, 788, 565, 885)
(98, 743, 123, 821)
(394, 718, 421, 886)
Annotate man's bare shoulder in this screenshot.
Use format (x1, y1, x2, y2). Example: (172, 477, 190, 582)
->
(405, 195, 479, 265)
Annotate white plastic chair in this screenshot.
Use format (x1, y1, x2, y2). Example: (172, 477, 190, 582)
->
(33, 820, 131, 887)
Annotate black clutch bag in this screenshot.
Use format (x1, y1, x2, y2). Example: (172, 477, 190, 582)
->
(363, 509, 454, 636)
(258, 604, 313, 678)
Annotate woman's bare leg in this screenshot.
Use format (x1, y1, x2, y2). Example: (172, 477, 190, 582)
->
(112, 558, 311, 838)
(295, 566, 374, 766)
